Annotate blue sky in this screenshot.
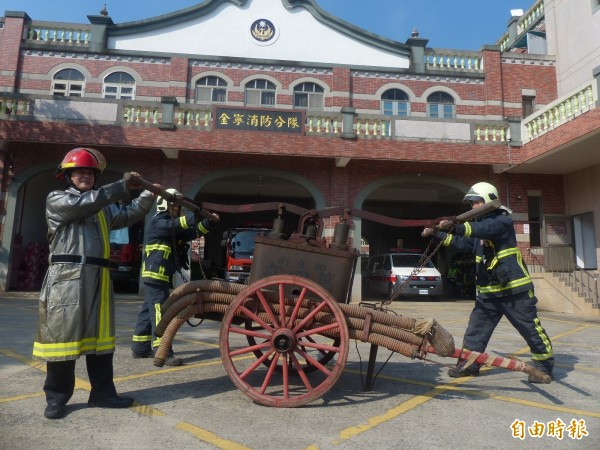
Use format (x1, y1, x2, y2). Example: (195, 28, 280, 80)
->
(3, 1, 533, 50)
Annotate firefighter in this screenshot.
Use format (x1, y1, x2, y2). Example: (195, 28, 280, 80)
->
(423, 182, 554, 382)
(131, 188, 217, 366)
(33, 148, 157, 419)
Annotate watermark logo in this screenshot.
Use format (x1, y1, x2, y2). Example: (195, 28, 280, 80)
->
(511, 418, 589, 440)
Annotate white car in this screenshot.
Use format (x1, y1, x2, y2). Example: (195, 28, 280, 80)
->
(366, 252, 443, 299)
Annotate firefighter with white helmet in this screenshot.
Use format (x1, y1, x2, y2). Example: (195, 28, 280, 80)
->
(131, 188, 217, 366)
(463, 181, 499, 205)
(424, 181, 554, 383)
(33, 147, 157, 419)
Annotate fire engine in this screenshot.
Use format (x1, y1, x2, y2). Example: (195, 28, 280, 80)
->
(219, 226, 270, 284)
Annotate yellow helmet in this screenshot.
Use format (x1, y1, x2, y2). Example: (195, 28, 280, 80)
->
(156, 188, 180, 213)
(463, 182, 499, 205)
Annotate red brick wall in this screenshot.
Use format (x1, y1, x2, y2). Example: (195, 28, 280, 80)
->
(0, 16, 26, 91)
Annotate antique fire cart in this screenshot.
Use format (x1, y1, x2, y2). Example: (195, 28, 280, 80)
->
(145, 195, 550, 408)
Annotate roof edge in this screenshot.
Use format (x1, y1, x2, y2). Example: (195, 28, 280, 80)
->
(283, 0, 410, 56)
(107, 0, 246, 36)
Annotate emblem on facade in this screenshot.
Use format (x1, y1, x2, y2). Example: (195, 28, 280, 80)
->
(250, 19, 276, 42)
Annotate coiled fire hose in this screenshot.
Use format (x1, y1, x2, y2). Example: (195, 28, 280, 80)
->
(154, 280, 550, 383)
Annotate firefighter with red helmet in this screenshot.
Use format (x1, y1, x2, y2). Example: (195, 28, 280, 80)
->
(131, 188, 217, 366)
(33, 147, 157, 419)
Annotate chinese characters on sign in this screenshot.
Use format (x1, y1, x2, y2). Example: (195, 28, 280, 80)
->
(510, 418, 589, 440)
(215, 108, 303, 134)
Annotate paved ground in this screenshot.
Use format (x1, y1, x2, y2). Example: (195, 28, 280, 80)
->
(1, 290, 599, 449)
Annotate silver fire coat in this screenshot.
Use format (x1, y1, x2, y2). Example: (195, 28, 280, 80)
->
(33, 180, 154, 361)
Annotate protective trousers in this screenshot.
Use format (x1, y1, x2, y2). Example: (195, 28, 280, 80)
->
(43, 353, 117, 406)
(462, 291, 554, 362)
(131, 283, 170, 356)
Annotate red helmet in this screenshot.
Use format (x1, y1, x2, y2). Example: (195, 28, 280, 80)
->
(55, 147, 107, 180)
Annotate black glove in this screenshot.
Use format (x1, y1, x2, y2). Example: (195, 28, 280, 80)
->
(201, 217, 216, 230)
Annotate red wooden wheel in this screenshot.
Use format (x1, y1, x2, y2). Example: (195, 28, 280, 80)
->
(219, 275, 349, 407)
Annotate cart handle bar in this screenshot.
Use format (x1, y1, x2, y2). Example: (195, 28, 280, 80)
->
(123, 172, 220, 222)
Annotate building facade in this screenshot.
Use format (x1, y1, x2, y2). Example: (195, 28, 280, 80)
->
(0, 0, 598, 313)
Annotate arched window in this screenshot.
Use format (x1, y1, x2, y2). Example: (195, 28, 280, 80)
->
(195, 76, 227, 104)
(381, 89, 409, 116)
(294, 82, 324, 110)
(52, 69, 85, 97)
(245, 79, 276, 106)
(103, 72, 136, 100)
(427, 91, 455, 118)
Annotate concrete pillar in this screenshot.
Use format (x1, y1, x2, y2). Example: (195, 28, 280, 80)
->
(159, 96, 178, 130)
(507, 16, 519, 46)
(405, 32, 429, 73)
(594, 65, 600, 107)
(87, 14, 114, 53)
(508, 117, 522, 147)
(340, 107, 356, 140)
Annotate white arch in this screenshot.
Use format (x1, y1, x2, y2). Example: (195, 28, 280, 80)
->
(375, 83, 417, 102)
(288, 77, 331, 95)
(98, 66, 143, 84)
(420, 86, 461, 102)
(186, 166, 325, 209)
(239, 74, 283, 90)
(48, 63, 92, 81)
(190, 71, 235, 87)
(354, 174, 469, 209)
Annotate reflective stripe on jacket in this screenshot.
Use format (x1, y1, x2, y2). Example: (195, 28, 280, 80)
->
(141, 211, 212, 286)
(437, 209, 533, 299)
(33, 181, 154, 361)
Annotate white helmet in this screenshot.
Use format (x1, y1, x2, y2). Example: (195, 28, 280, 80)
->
(156, 188, 180, 213)
(463, 182, 499, 205)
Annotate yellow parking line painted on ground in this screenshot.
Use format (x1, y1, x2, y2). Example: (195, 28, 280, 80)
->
(0, 391, 45, 403)
(331, 383, 462, 445)
(0, 347, 45, 369)
(512, 324, 592, 356)
(114, 354, 253, 382)
(114, 357, 225, 382)
(175, 336, 221, 349)
(335, 365, 600, 448)
(176, 422, 253, 450)
(542, 316, 600, 327)
(554, 363, 600, 371)
(1, 347, 90, 392)
(130, 401, 166, 417)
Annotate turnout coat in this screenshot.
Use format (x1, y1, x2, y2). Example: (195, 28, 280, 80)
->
(33, 180, 154, 361)
(436, 209, 534, 300)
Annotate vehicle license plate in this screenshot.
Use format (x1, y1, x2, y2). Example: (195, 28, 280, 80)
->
(419, 289, 428, 295)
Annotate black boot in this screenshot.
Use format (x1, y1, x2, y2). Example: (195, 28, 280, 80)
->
(44, 403, 66, 419)
(528, 358, 554, 383)
(448, 361, 481, 378)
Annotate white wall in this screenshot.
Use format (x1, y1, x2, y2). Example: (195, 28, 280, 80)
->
(544, 0, 600, 96)
(109, 0, 410, 69)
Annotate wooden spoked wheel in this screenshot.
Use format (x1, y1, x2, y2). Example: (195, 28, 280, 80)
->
(219, 275, 349, 407)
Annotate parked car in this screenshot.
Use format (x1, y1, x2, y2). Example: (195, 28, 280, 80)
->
(366, 252, 443, 299)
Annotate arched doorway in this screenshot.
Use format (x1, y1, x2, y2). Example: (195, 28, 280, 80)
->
(184, 167, 325, 283)
(355, 175, 470, 300)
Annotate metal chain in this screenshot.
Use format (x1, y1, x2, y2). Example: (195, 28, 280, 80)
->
(194, 222, 210, 281)
(383, 237, 445, 306)
(171, 209, 189, 284)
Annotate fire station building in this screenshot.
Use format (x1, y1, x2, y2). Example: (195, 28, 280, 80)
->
(1, 0, 599, 313)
